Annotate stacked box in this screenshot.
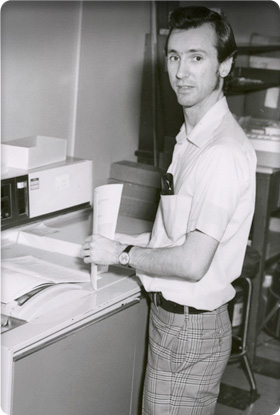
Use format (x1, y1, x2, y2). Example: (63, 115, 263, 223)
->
(109, 161, 164, 221)
(108, 179, 161, 203)
(118, 197, 159, 222)
(110, 161, 164, 188)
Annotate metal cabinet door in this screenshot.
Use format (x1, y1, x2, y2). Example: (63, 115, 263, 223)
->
(12, 300, 146, 415)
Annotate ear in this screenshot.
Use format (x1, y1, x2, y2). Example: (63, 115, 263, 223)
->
(219, 57, 233, 78)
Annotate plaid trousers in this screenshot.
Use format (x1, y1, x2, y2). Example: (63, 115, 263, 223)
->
(142, 303, 232, 415)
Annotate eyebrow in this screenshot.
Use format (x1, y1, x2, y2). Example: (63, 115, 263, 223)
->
(167, 48, 207, 55)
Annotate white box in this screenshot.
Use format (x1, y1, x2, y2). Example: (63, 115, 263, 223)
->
(248, 137, 280, 153)
(1, 136, 67, 170)
(256, 150, 280, 168)
(249, 55, 280, 70)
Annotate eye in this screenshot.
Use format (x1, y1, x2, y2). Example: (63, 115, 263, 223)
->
(193, 56, 203, 62)
(169, 55, 179, 62)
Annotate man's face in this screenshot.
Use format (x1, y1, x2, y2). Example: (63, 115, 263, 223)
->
(167, 24, 223, 112)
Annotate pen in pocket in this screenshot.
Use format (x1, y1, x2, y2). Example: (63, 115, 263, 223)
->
(161, 173, 174, 195)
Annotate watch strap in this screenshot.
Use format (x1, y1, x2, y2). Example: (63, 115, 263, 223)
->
(123, 245, 134, 254)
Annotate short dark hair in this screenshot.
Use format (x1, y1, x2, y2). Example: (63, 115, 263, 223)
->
(165, 6, 237, 90)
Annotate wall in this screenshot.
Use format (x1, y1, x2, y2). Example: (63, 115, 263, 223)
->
(75, 1, 150, 187)
(1, 1, 80, 151)
(1, 1, 150, 188)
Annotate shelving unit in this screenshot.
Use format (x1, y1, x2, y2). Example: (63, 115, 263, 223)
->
(248, 168, 280, 357)
(233, 43, 280, 359)
(228, 74, 279, 95)
(238, 44, 280, 54)
(228, 44, 280, 95)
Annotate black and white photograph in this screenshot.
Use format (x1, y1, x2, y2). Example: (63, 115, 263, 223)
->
(1, 1, 280, 415)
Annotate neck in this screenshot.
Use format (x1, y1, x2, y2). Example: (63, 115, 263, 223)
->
(183, 89, 224, 135)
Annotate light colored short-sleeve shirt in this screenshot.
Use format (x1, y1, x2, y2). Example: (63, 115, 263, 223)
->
(137, 97, 257, 310)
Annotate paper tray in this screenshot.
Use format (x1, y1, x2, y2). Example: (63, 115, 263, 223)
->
(1, 135, 67, 170)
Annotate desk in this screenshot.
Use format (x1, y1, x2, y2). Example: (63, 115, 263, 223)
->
(249, 167, 280, 360)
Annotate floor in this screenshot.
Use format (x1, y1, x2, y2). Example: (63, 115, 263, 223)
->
(215, 330, 280, 415)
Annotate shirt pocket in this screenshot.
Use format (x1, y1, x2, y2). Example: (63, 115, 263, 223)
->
(160, 194, 192, 243)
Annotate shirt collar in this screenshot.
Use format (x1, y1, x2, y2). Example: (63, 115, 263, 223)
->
(175, 97, 230, 148)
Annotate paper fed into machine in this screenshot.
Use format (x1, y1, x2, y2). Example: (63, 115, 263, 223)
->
(2, 284, 90, 322)
(1, 255, 91, 322)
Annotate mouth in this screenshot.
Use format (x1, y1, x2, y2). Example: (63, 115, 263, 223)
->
(177, 85, 194, 92)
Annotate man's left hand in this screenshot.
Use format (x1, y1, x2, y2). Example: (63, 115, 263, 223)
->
(80, 235, 124, 266)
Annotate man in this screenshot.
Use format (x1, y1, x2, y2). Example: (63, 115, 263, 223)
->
(81, 6, 256, 415)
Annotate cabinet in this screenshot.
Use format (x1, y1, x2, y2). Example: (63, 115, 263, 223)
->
(11, 297, 149, 415)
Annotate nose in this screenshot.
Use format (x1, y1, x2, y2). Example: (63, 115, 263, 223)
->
(176, 58, 190, 79)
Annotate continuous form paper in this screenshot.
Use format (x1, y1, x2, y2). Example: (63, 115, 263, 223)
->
(91, 184, 123, 290)
(1, 256, 89, 303)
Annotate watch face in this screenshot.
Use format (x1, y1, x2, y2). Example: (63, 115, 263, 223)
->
(119, 252, 129, 266)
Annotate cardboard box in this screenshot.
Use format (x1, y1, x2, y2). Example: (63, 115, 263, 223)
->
(1, 136, 67, 170)
(119, 196, 158, 221)
(249, 138, 280, 153)
(108, 178, 161, 203)
(110, 161, 164, 189)
(256, 150, 280, 168)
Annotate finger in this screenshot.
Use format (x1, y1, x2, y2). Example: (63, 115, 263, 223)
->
(81, 242, 91, 250)
(83, 256, 93, 264)
(80, 247, 91, 257)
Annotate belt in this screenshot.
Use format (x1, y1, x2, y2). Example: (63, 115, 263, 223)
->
(149, 292, 208, 315)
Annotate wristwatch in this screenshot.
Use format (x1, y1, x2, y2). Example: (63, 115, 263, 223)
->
(119, 245, 134, 267)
